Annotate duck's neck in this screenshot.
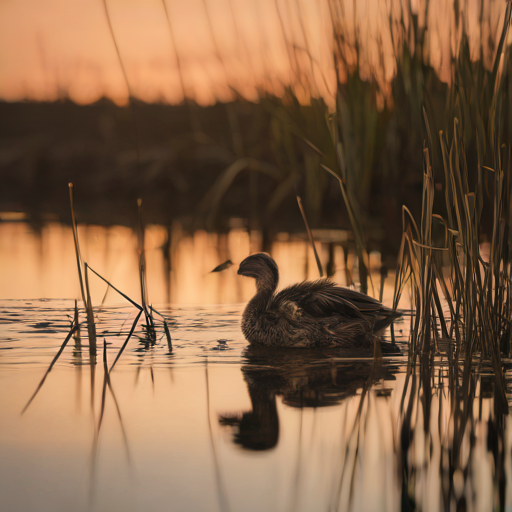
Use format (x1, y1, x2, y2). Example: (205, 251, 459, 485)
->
(248, 273, 278, 313)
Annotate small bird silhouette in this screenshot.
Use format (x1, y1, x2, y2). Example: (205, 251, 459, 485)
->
(210, 259, 233, 273)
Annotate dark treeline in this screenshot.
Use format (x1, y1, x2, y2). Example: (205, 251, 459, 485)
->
(0, 97, 424, 259)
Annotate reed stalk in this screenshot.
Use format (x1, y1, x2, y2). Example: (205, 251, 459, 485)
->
(137, 199, 156, 341)
(69, 183, 97, 356)
(296, 195, 323, 277)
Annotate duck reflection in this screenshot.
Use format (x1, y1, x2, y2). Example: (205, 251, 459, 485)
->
(219, 346, 398, 451)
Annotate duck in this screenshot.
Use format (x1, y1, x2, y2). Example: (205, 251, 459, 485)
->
(237, 253, 400, 349)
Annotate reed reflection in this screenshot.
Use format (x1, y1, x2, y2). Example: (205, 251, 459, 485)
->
(219, 346, 511, 511)
(398, 359, 511, 512)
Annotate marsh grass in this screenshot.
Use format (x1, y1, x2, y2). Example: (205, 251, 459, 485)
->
(392, 5, 512, 388)
(321, 163, 372, 293)
(393, 125, 511, 408)
(137, 199, 157, 342)
(258, 1, 512, 376)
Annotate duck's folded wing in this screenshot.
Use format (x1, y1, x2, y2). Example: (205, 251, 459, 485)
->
(336, 287, 400, 316)
(272, 280, 369, 319)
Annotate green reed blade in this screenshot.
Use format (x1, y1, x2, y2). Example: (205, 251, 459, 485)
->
(321, 164, 373, 294)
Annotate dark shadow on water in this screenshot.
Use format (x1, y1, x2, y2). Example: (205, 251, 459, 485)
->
(219, 345, 512, 511)
(219, 346, 399, 451)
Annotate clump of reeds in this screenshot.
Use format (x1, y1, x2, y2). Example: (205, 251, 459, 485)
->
(393, 121, 511, 405)
(21, 188, 175, 415)
(393, 4, 512, 408)
(68, 185, 173, 370)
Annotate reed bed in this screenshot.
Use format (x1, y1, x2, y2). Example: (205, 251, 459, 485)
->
(391, 3, 512, 390)
(270, 0, 512, 374)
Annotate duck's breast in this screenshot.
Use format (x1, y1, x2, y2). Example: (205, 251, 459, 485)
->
(242, 300, 320, 348)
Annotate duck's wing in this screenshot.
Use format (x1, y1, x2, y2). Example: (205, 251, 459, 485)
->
(272, 280, 367, 319)
(329, 286, 398, 316)
(272, 279, 399, 319)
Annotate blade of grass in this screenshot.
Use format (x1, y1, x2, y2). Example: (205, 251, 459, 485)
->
(296, 195, 323, 277)
(163, 320, 173, 352)
(84, 264, 97, 357)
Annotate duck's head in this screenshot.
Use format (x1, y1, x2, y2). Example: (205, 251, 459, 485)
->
(238, 253, 279, 292)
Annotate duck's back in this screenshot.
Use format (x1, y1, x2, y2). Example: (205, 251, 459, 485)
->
(243, 280, 382, 348)
(272, 279, 391, 320)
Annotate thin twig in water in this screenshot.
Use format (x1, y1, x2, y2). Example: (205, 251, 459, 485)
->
(86, 264, 142, 311)
(110, 310, 143, 372)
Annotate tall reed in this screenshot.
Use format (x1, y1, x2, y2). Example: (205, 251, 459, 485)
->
(69, 183, 97, 357)
(136, 199, 156, 341)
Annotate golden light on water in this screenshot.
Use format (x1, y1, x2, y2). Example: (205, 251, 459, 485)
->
(0, 218, 509, 511)
(0, 221, 396, 305)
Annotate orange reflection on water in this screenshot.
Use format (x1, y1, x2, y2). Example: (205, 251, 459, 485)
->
(0, 221, 393, 306)
(1, 352, 508, 511)
(1, 218, 508, 511)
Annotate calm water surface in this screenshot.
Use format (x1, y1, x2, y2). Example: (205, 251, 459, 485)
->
(1, 220, 511, 512)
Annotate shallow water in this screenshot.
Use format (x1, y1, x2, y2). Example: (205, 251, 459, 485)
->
(1, 298, 408, 512)
(1, 221, 511, 512)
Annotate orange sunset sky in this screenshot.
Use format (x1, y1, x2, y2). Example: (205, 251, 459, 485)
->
(0, 0, 508, 106)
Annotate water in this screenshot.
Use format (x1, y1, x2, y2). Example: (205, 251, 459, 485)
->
(1, 220, 510, 512)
